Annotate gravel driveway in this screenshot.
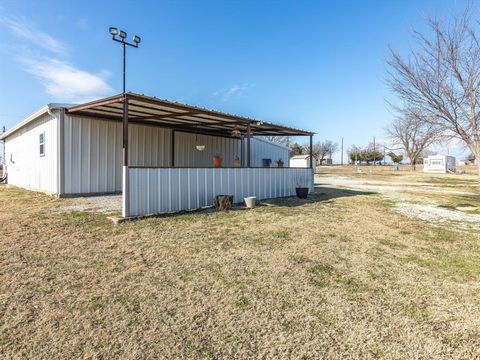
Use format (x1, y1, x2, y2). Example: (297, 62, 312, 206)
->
(62, 194, 122, 214)
(315, 174, 480, 230)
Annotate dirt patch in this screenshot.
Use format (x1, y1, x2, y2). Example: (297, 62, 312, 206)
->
(394, 203, 480, 230)
(316, 174, 480, 230)
(62, 195, 122, 214)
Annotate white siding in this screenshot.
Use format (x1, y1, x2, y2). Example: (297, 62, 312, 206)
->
(127, 167, 314, 216)
(63, 115, 171, 194)
(290, 156, 316, 168)
(175, 132, 242, 166)
(245, 138, 290, 167)
(63, 116, 294, 195)
(62, 117, 243, 194)
(129, 124, 171, 167)
(4, 113, 58, 194)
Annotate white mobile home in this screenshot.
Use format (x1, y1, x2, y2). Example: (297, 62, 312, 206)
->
(1, 93, 314, 217)
(423, 155, 456, 173)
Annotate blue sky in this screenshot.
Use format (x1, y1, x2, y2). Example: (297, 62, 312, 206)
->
(0, 0, 471, 161)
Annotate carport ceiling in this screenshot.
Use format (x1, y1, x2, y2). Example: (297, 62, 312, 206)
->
(66, 92, 314, 137)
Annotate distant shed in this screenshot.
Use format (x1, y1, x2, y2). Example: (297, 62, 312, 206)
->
(290, 154, 316, 168)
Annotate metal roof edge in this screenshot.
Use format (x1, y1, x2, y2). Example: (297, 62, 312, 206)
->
(0, 104, 70, 140)
(2, 92, 315, 140)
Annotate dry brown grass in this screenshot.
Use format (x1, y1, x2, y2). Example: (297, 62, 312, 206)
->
(318, 164, 478, 181)
(1, 183, 480, 359)
(318, 164, 479, 176)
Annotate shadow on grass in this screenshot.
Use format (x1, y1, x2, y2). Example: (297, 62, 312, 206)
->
(259, 186, 377, 208)
(114, 186, 377, 221)
(313, 186, 377, 201)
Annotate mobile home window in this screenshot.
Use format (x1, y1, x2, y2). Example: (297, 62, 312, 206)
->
(39, 132, 45, 156)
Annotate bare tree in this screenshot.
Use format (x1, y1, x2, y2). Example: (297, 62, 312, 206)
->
(304, 140, 338, 164)
(387, 5, 480, 176)
(316, 140, 338, 164)
(262, 136, 290, 146)
(386, 108, 441, 170)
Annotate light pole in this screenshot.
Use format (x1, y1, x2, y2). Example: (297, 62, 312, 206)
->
(109, 27, 141, 218)
(109, 27, 141, 93)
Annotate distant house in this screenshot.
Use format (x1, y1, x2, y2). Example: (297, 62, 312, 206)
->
(290, 154, 316, 168)
(423, 155, 456, 173)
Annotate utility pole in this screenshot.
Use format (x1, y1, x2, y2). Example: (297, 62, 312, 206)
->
(373, 136, 376, 167)
(384, 143, 386, 166)
(341, 137, 344, 166)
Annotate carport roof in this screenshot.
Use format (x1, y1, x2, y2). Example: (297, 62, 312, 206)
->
(66, 92, 314, 137)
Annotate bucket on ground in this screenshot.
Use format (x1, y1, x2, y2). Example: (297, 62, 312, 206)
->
(244, 196, 256, 208)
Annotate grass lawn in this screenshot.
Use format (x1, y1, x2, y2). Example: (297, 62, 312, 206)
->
(1, 179, 480, 359)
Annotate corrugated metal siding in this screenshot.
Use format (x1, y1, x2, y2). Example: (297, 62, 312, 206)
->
(63, 116, 294, 195)
(174, 132, 242, 166)
(4, 113, 58, 193)
(63, 116, 171, 194)
(245, 138, 290, 167)
(127, 167, 313, 216)
(129, 124, 171, 167)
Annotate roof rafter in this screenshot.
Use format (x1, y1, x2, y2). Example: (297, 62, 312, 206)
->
(65, 92, 314, 137)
